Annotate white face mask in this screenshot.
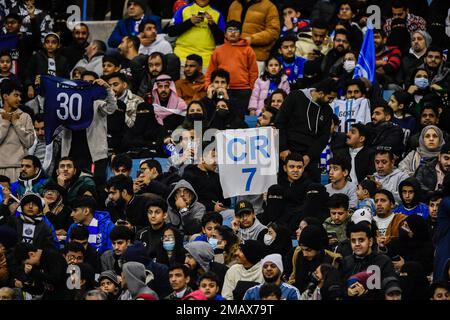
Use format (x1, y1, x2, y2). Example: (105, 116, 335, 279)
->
(264, 233, 274, 246)
(343, 60, 356, 73)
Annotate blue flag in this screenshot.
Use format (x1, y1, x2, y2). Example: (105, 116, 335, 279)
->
(353, 24, 375, 83)
(41, 75, 107, 145)
(0, 34, 19, 51)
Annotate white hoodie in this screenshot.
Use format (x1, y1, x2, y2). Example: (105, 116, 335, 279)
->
(139, 34, 173, 56)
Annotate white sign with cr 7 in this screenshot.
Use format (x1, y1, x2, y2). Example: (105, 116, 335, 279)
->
(216, 127, 279, 198)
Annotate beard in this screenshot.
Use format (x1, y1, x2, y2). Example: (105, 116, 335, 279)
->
(263, 272, 280, 284)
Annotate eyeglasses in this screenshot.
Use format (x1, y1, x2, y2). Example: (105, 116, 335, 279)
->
(226, 28, 240, 33)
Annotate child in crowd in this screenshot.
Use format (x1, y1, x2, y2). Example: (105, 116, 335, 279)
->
(393, 178, 430, 219)
(249, 56, 290, 116)
(325, 157, 358, 209)
(323, 194, 351, 246)
(278, 35, 307, 89)
(355, 179, 377, 215)
(198, 272, 226, 300)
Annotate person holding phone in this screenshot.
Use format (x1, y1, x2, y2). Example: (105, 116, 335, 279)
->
(168, 0, 225, 69)
(323, 194, 351, 247)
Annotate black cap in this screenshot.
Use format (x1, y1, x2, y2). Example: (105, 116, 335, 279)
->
(235, 200, 254, 216)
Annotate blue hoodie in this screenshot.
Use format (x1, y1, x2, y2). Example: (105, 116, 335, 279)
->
(66, 210, 115, 254)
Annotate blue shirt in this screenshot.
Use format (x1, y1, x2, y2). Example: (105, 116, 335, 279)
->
(393, 203, 430, 219)
(279, 56, 306, 85)
(40, 75, 107, 144)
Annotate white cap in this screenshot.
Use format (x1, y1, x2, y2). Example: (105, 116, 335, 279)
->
(261, 253, 283, 274)
(351, 208, 373, 224)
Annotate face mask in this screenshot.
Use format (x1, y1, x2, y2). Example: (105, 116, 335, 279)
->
(264, 233, 274, 246)
(216, 108, 230, 118)
(163, 240, 175, 251)
(414, 77, 429, 89)
(188, 113, 204, 121)
(208, 238, 219, 250)
(343, 60, 356, 73)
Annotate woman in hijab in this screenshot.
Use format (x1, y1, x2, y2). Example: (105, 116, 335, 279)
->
(122, 102, 167, 157)
(259, 184, 286, 226)
(299, 183, 330, 224)
(179, 100, 209, 130)
(399, 125, 445, 176)
(386, 215, 434, 276)
(386, 18, 411, 55)
(263, 222, 293, 257)
(208, 99, 247, 131)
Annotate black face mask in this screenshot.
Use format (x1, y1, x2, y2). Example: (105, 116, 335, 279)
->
(216, 109, 230, 118)
(188, 113, 204, 121)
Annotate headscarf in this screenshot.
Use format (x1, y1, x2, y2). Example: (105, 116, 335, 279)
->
(417, 125, 445, 158)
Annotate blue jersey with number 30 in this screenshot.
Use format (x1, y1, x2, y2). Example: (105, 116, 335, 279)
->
(41, 75, 107, 144)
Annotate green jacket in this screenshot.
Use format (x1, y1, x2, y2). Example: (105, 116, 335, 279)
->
(323, 217, 350, 243)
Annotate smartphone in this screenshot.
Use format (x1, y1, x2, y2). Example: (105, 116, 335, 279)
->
(327, 231, 338, 239)
(198, 11, 205, 17)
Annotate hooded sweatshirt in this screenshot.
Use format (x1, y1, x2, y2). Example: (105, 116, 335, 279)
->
(237, 217, 268, 242)
(120, 262, 159, 300)
(205, 39, 258, 90)
(166, 179, 206, 236)
(139, 34, 173, 56)
(184, 241, 214, 273)
(374, 168, 409, 205)
(275, 88, 333, 162)
(151, 75, 187, 125)
(221, 261, 264, 300)
(10, 169, 47, 198)
(393, 177, 430, 219)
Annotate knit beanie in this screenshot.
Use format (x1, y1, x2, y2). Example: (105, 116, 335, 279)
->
(298, 225, 327, 251)
(240, 240, 265, 265)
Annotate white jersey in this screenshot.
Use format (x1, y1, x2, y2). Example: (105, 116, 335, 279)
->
(331, 97, 371, 133)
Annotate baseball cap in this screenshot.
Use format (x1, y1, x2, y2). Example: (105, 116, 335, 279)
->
(235, 200, 254, 216)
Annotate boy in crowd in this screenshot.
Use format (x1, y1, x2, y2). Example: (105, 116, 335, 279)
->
(426, 191, 442, 236)
(198, 271, 226, 300)
(325, 157, 358, 209)
(393, 177, 430, 219)
(323, 194, 351, 246)
(355, 178, 377, 215)
(191, 212, 223, 243)
(205, 20, 258, 118)
(278, 35, 307, 89)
